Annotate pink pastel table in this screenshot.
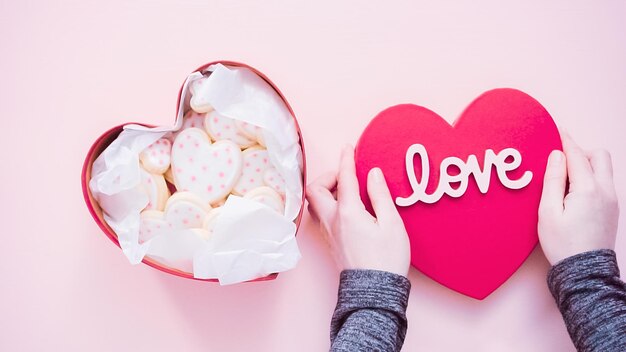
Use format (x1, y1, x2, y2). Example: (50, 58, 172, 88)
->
(1, 1, 624, 351)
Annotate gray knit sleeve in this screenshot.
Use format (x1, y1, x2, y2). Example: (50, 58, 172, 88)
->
(547, 249, 626, 352)
(330, 269, 411, 352)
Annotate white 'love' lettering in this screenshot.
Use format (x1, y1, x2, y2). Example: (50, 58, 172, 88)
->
(395, 144, 533, 206)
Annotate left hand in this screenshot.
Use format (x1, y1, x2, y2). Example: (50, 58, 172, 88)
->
(306, 145, 411, 277)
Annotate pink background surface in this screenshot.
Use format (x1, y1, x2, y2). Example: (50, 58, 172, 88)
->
(1, 1, 625, 351)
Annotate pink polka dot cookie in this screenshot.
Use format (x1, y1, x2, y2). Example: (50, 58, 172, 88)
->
(172, 110, 209, 141)
(232, 147, 271, 196)
(189, 77, 214, 113)
(139, 167, 170, 211)
(140, 138, 172, 174)
(263, 167, 286, 196)
(138, 191, 211, 243)
(171, 127, 243, 205)
(204, 111, 256, 148)
(139, 210, 168, 243)
(163, 191, 211, 228)
(235, 120, 265, 147)
(181, 110, 207, 130)
(244, 186, 285, 214)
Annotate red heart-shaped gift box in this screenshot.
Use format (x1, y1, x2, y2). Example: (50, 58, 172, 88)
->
(355, 89, 562, 299)
(81, 61, 307, 282)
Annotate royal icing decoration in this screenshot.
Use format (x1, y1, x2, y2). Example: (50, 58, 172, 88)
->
(181, 110, 207, 130)
(263, 167, 286, 196)
(140, 138, 172, 174)
(396, 144, 533, 206)
(244, 186, 285, 214)
(232, 147, 271, 195)
(139, 191, 210, 242)
(189, 77, 214, 113)
(235, 120, 265, 146)
(171, 110, 208, 142)
(139, 167, 169, 211)
(139, 211, 168, 242)
(205, 111, 257, 148)
(164, 192, 210, 228)
(171, 128, 243, 205)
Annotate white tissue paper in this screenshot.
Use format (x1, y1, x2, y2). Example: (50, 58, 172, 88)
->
(89, 64, 303, 284)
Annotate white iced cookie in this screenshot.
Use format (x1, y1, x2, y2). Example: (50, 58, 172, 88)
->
(164, 191, 211, 228)
(139, 167, 170, 211)
(244, 186, 285, 214)
(181, 110, 207, 130)
(171, 128, 243, 205)
(138, 191, 211, 243)
(202, 207, 222, 235)
(140, 138, 172, 174)
(232, 147, 271, 195)
(172, 110, 209, 141)
(139, 210, 168, 243)
(235, 120, 265, 147)
(189, 77, 214, 113)
(263, 167, 286, 196)
(205, 111, 256, 148)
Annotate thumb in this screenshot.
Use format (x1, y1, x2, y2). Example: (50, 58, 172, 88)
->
(367, 167, 401, 226)
(539, 150, 567, 217)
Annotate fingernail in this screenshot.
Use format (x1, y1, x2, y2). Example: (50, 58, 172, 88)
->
(370, 167, 383, 182)
(549, 150, 563, 164)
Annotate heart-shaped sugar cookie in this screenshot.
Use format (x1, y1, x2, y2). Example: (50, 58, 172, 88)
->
(140, 138, 172, 174)
(139, 167, 170, 211)
(171, 127, 243, 205)
(139, 191, 210, 242)
(205, 111, 257, 148)
(232, 147, 271, 195)
(244, 186, 285, 214)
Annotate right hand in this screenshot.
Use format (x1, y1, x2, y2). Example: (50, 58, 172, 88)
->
(538, 132, 620, 265)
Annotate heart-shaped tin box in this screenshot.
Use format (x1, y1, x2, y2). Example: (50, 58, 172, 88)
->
(81, 61, 307, 282)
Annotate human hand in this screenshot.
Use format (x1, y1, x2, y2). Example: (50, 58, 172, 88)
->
(306, 145, 411, 277)
(538, 133, 619, 265)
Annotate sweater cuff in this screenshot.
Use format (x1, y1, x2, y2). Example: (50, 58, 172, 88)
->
(337, 269, 411, 316)
(547, 249, 620, 301)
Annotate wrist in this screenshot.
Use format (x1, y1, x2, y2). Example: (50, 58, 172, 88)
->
(548, 244, 616, 266)
(551, 248, 617, 268)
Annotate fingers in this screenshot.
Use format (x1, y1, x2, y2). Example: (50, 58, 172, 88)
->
(588, 149, 614, 183)
(306, 172, 338, 225)
(539, 150, 567, 216)
(337, 145, 364, 207)
(367, 168, 400, 225)
(562, 132, 594, 191)
(588, 149, 616, 197)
